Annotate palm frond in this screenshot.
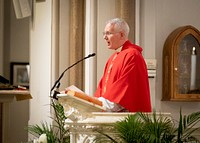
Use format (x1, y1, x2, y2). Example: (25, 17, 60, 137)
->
(176, 109, 200, 142)
(50, 99, 70, 143)
(114, 113, 147, 143)
(26, 99, 70, 143)
(26, 122, 58, 143)
(138, 111, 175, 143)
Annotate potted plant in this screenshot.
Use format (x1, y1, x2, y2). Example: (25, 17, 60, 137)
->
(94, 110, 200, 143)
(25, 99, 70, 143)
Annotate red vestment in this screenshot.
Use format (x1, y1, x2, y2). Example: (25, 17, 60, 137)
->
(94, 40, 152, 112)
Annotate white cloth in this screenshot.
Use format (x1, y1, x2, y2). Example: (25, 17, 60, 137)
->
(98, 97, 125, 112)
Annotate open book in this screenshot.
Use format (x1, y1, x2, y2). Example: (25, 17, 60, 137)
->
(66, 90, 103, 107)
(58, 85, 105, 112)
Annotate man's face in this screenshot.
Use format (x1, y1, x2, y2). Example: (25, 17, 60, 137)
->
(103, 23, 123, 50)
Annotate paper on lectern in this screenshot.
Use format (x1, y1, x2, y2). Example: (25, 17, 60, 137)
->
(64, 85, 103, 107)
(65, 85, 84, 94)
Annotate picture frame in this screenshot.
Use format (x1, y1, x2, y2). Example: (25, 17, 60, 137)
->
(10, 62, 30, 87)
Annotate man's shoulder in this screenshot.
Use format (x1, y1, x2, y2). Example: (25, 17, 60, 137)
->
(121, 46, 141, 56)
(122, 41, 143, 53)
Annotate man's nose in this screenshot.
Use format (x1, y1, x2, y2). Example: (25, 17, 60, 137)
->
(104, 35, 108, 40)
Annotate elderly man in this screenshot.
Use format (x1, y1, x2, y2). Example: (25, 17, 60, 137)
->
(94, 18, 152, 112)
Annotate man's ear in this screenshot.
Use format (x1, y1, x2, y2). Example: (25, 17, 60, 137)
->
(120, 32, 125, 39)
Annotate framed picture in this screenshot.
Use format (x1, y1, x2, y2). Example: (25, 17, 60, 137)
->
(10, 62, 30, 87)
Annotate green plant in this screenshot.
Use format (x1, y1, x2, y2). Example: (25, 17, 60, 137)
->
(175, 109, 200, 142)
(94, 110, 200, 143)
(25, 99, 70, 143)
(115, 112, 174, 143)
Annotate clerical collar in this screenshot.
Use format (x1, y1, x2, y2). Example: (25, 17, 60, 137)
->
(115, 46, 122, 52)
(116, 40, 130, 52)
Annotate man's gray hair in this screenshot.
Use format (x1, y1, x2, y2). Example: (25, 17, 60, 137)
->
(106, 18, 130, 38)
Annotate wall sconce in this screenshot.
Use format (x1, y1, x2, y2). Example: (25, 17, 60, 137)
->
(13, 0, 32, 19)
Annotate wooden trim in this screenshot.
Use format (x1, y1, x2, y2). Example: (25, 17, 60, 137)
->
(162, 25, 200, 101)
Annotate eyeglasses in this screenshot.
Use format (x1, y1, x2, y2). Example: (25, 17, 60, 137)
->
(103, 31, 120, 36)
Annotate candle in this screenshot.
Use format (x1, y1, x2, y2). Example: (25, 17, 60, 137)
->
(190, 47, 197, 90)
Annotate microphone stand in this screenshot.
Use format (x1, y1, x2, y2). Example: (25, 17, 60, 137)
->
(50, 53, 96, 99)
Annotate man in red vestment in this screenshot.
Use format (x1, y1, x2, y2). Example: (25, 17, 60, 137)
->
(94, 18, 152, 112)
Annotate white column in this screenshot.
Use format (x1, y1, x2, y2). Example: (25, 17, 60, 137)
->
(29, 0, 52, 135)
(58, 0, 70, 90)
(140, 0, 156, 109)
(135, 0, 140, 45)
(85, 0, 97, 96)
(51, 0, 59, 89)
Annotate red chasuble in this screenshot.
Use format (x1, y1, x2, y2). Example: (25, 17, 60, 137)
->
(94, 40, 152, 112)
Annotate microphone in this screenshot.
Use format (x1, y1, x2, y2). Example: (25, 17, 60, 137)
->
(51, 53, 96, 99)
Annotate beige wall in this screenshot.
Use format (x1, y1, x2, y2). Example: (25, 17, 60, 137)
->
(155, 0, 200, 119)
(10, 2, 30, 63)
(1, 0, 30, 142)
(1, 0, 29, 79)
(97, 0, 119, 84)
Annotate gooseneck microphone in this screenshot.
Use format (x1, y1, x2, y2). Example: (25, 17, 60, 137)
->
(51, 53, 96, 99)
